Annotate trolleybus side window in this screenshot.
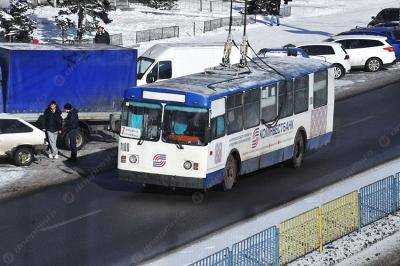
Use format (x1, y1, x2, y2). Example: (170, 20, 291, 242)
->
(294, 75, 309, 114)
(261, 84, 277, 123)
(313, 70, 328, 108)
(278, 81, 294, 118)
(211, 115, 225, 140)
(227, 93, 243, 135)
(244, 89, 260, 129)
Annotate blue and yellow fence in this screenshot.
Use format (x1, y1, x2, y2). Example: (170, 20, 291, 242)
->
(190, 172, 400, 266)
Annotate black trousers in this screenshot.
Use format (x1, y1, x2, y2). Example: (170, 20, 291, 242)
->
(68, 129, 79, 159)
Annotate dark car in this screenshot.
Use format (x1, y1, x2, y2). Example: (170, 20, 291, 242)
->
(368, 8, 399, 27)
(258, 47, 309, 58)
(337, 27, 400, 59)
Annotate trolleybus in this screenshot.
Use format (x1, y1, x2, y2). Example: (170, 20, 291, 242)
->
(118, 56, 334, 190)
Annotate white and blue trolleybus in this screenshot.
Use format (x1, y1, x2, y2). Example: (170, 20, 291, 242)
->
(118, 56, 334, 190)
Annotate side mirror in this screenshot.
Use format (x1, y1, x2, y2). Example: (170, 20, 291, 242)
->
(109, 114, 121, 133)
(371, 16, 375, 19)
(146, 74, 157, 84)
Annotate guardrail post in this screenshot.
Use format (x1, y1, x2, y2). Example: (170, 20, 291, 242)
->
(394, 174, 399, 212)
(317, 207, 323, 252)
(358, 191, 362, 232)
(275, 227, 280, 266)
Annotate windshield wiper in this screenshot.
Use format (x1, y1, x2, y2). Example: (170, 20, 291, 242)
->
(137, 139, 144, 145)
(171, 139, 184, 150)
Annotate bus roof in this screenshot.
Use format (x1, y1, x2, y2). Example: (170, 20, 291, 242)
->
(125, 56, 331, 108)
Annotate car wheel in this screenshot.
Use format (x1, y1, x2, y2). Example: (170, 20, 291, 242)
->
(332, 64, 345, 79)
(14, 147, 34, 166)
(291, 132, 305, 169)
(365, 57, 383, 72)
(221, 154, 238, 191)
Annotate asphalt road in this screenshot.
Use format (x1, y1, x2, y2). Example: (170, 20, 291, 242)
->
(1, 82, 400, 266)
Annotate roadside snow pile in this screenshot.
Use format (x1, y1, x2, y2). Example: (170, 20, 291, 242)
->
(340, 228, 400, 265)
(0, 168, 28, 188)
(0, 141, 116, 200)
(290, 211, 400, 265)
(335, 63, 400, 94)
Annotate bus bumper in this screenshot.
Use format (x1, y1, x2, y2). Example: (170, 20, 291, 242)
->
(118, 169, 205, 189)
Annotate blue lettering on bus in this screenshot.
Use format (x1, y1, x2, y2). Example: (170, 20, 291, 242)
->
(260, 120, 294, 138)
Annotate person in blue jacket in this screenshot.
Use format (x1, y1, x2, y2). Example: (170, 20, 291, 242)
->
(64, 103, 79, 162)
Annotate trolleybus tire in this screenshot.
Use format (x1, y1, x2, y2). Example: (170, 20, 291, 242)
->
(221, 154, 238, 191)
(291, 132, 305, 169)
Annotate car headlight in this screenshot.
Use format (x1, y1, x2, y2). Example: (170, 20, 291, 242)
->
(129, 154, 139, 164)
(183, 161, 192, 170)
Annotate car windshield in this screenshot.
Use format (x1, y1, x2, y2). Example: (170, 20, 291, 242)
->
(162, 105, 209, 146)
(137, 57, 155, 80)
(121, 101, 162, 141)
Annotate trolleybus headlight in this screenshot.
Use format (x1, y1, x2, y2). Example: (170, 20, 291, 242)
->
(183, 161, 192, 170)
(129, 154, 139, 164)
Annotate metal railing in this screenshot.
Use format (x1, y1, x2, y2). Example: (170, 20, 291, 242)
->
(135, 26, 180, 43)
(203, 15, 256, 33)
(279, 5, 292, 17)
(177, 0, 230, 13)
(191, 170, 400, 266)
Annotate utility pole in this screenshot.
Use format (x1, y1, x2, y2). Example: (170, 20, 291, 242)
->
(239, 0, 249, 67)
(222, 0, 234, 66)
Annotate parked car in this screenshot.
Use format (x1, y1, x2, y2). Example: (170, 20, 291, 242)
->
(258, 47, 309, 58)
(0, 114, 46, 166)
(325, 35, 396, 72)
(296, 43, 351, 79)
(337, 27, 400, 59)
(368, 8, 399, 27)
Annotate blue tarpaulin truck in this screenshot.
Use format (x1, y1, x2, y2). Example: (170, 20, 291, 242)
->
(0, 43, 137, 149)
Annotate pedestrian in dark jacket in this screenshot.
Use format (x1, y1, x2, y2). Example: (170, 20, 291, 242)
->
(269, 0, 281, 26)
(43, 100, 63, 159)
(94, 25, 110, 45)
(64, 103, 79, 162)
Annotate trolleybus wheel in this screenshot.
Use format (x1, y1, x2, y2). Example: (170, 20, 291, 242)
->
(221, 154, 238, 191)
(291, 132, 305, 169)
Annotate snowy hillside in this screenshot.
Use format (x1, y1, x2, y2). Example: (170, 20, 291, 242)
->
(31, 0, 398, 55)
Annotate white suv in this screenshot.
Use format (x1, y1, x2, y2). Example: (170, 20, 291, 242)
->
(325, 35, 396, 72)
(296, 43, 351, 79)
(0, 114, 46, 166)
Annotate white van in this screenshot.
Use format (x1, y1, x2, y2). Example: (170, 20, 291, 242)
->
(136, 43, 242, 85)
